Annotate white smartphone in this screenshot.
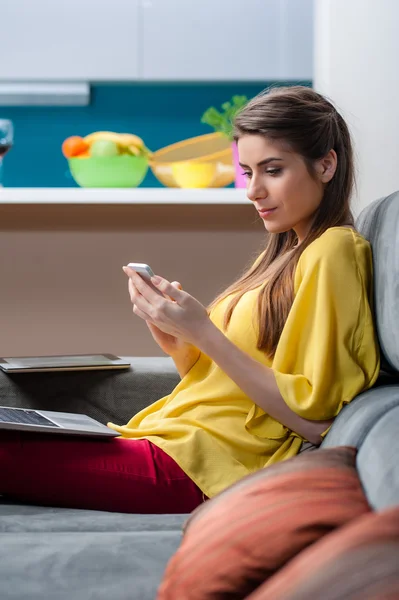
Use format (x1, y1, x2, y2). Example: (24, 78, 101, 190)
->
(126, 263, 164, 296)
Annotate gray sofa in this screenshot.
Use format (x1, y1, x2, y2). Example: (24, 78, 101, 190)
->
(1, 191, 399, 600)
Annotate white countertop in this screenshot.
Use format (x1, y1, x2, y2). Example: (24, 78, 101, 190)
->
(0, 187, 250, 205)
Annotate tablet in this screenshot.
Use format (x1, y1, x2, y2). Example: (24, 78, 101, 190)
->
(0, 353, 131, 373)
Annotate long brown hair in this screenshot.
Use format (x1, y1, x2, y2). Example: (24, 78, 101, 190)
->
(207, 86, 355, 358)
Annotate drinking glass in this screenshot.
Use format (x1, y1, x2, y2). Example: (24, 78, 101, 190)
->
(0, 119, 14, 187)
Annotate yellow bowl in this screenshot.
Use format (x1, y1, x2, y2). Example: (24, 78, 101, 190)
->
(150, 132, 235, 188)
(171, 162, 217, 188)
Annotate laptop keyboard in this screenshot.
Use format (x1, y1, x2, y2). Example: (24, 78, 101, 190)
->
(0, 407, 60, 427)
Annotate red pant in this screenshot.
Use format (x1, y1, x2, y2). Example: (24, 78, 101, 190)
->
(0, 432, 204, 513)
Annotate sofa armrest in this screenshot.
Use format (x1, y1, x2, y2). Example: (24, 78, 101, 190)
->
(0, 357, 179, 425)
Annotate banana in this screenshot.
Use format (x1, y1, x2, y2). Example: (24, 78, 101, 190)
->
(84, 131, 123, 145)
(84, 131, 144, 150)
(120, 133, 145, 149)
(127, 144, 141, 156)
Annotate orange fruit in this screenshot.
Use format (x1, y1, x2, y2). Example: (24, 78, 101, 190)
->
(62, 136, 89, 158)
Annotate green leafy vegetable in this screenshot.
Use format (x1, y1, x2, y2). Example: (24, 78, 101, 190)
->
(201, 95, 249, 140)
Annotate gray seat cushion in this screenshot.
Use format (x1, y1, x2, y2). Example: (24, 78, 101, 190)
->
(322, 386, 399, 512)
(0, 530, 179, 600)
(356, 191, 399, 373)
(357, 405, 399, 511)
(0, 502, 185, 600)
(0, 502, 187, 533)
(322, 385, 399, 449)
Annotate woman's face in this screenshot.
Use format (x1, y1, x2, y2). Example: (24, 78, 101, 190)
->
(238, 134, 336, 243)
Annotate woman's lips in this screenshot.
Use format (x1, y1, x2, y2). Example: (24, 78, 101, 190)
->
(258, 208, 277, 218)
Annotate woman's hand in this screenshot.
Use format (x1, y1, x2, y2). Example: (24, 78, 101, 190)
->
(144, 282, 196, 356)
(123, 266, 213, 348)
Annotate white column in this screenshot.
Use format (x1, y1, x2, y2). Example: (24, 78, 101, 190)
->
(314, 0, 399, 215)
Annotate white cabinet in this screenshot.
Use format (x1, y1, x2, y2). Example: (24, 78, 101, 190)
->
(140, 0, 313, 81)
(279, 0, 314, 80)
(0, 0, 313, 82)
(1, 0, 140, 80)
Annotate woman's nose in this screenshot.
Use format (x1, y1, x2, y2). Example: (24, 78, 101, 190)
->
(246, 178, 268, 203)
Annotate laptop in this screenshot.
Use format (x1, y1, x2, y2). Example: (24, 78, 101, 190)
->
(0, 405, 120, 438)
(0, 353, 131, 373)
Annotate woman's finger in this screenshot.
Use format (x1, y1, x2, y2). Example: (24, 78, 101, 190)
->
(132, 303, 151, 321)
(125, 268, 165, 303)
(151, 276, 186, 303)
(128, 277, 151, 308)
(167, 281, 183, 301)
(129, 279, 156, 317)
(128, 278, 139, 304)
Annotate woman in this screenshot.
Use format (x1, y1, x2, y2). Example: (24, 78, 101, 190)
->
(0, 86, 379, 514)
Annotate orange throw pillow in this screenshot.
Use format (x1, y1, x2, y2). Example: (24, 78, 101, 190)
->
(157, 447, 371, 600)
(247, 506, 399, 600)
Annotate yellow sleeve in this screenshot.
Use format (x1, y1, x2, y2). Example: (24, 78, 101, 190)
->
(270, 230, 380, 421)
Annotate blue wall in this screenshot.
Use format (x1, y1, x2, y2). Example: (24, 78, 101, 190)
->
(1, 82, 310, 187)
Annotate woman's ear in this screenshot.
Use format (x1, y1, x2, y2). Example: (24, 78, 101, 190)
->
(316, 149, 338, 183)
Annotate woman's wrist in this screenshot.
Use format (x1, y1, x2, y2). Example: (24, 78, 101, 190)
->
(194, 320, 221, 354)
(170, 344, 201, 379)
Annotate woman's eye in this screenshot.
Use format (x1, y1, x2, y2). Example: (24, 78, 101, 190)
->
(241, 168, 282, 178)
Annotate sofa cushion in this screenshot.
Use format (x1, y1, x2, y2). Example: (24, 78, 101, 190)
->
(356, 405, 399, 510)
(0, 500, 187, 533)
(157, 447, 370, 600)
(0, 500, 185, 600)
(322, 387, 399, 510)
(356, 191, 399, 373)
(0, 529, 181, 600)
(322, 385, 399, 449)
(245, 507, 399, 600)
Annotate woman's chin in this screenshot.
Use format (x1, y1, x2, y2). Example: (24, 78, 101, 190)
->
(263, 221, 289, 234)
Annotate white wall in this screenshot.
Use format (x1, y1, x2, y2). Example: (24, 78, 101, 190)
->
(314, 0, 399, 215)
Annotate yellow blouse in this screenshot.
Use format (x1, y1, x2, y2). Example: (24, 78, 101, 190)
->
(108, 227, 380, 498)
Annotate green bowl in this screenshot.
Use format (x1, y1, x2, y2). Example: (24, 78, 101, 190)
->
(68, 155, 149, 188)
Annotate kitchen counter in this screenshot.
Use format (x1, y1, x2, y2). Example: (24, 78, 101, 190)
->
(0, 187, 264, 358)
(0, 187, 248, 205)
